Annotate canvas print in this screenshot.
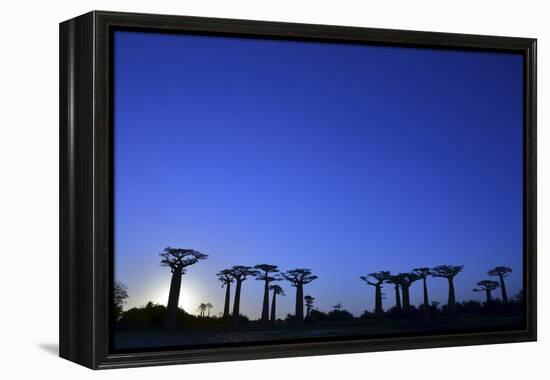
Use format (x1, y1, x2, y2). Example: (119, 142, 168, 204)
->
(113, 30, 524, 351)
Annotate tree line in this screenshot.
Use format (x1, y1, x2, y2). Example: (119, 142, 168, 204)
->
(360, 265, 513, 317)
(115, 246, 516, 327)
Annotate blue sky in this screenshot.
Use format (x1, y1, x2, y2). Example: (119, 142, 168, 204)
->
(114, 31, 524, 318)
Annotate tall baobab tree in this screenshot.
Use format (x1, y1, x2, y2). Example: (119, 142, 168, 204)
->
(282, 268, 318, 322)
(413, 267, 431, 314)
(431, 265, 464, 316)
(360, 271, 390, 316)
(269, 284, 285, 323)
(217, 269, 235, 318)
(473, 280, 499, 303)
(206, 302, 213, 317)
(386, 275, 402, 312)
(160, 247, 208, 328)
(254, 264, 280, 323)
(230, 265, 259, 323)
(488, 266, 512, 303)
(398, 272, 420, 311)
(197, 303, 207, 317)
(304, 296, 315, 317)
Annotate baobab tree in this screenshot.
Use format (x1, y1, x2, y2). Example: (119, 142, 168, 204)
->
(473, 280, 499, 303)
(282, 268, 318, 322)
(332, 303, 342, 311)
(254, 264, 280, 323)
(206, 302, 213, 317)
(386, 275, 402, 312)
(230, 265, 259, 323)
(488, 266, 512, 303)
(360, 271, 390, 316)
(216, 269, 235, 318)
(398, 272, 420, 311)
(160, 247, 208, 328)
(431, 265, 464, 316)
(269, 284, 285, 323)
(304, 296, 315, 317)
(197, 303, 207, 317)
(413, 267, 431, 314)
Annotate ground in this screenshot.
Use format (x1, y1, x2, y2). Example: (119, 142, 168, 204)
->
(114, 313, 523, 350)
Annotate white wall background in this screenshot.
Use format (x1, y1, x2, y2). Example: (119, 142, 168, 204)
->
(0, 0, 546, 378)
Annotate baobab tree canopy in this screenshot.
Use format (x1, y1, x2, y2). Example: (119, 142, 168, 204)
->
(431, 265, 464, 278)
(360, 271, 390, 285)
(413, 268, 431, 278)
(217, 269, 235, 285)
(231, 265, 259, 281)
(488, 266, 512, 277)
(282, 268, 318, 285)
(254, 264, 279, 278)
(474, 280, 499, 292)
(269, 284, 285, 295)
(160, 247, 208, 274)
(398, 272, 420, 286)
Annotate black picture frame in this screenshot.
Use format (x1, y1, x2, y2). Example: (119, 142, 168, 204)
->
(59, 10, 537, 369)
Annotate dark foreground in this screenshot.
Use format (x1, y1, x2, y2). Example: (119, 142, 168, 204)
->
(114, 313, 523, 350)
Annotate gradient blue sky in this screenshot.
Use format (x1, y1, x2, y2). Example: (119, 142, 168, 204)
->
(114, 31, 524, 319)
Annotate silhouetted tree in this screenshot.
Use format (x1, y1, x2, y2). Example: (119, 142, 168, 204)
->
(113, 281, 129, 320)
(488, 266, 512, 303)
(254, 264, 280, 323)
(160, 247, 208, 327)
(269, 284, 285, 322)
(386, 275, 402, 313)
(431, 265, 463, 316)
(473, 280, 499, 303)
(304, 295, 315, 317)
(332, 303, 342, 311)
(230, 265, 259, 323)
(328, 308, 355, 322)
(197, 303, 207, 317)
(413, 268, 431, 315)
(511, 289, 523, 304)
(398, 272, 420, 311)
(360, 271, 390, 316)
(216, 269, 235, 318)
(206, 302, 213, 317)
(282, 268, 318, 322)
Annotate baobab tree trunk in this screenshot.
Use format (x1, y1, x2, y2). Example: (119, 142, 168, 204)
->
(498, 275, 509, 303)
(484, 289, 492, 303)
(223, 282, 231, 318)
(270, 291, 277, 323)
(261, 279, 270, 323)
(394, 285, 402, 312)
(375, 285, 383, 316)
(447, 278, 456, 316)
(166, 271, 182, 328)
(402, 285, 411, 311)
(295, 283, 304, 321)
(232, 280, 242, 322)
(422, 277, 429, 314)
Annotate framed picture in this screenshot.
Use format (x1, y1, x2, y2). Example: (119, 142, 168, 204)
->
(59, 11, 537, 369)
